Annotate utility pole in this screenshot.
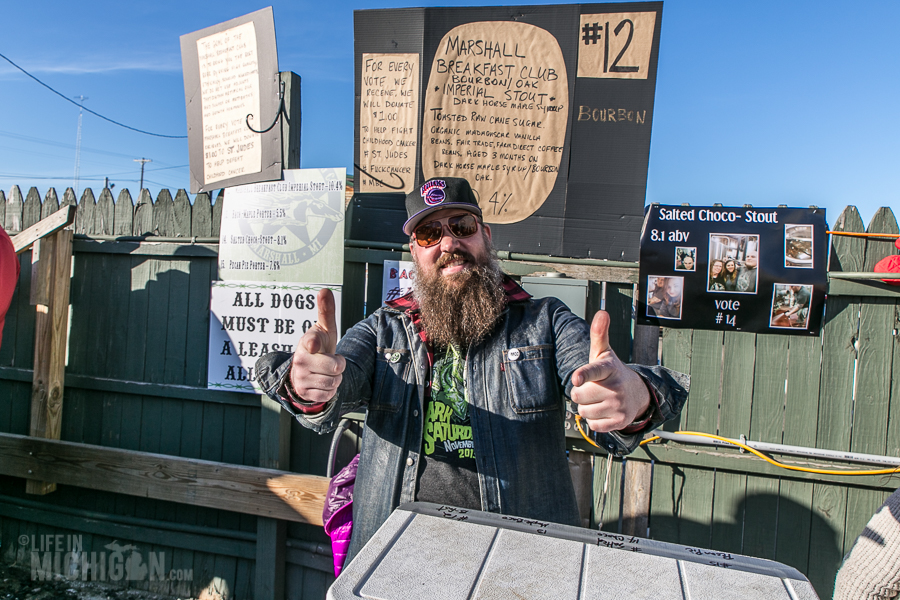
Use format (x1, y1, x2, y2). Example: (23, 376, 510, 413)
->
(134, 158, 151, 191)
(73, 95, 87, 197)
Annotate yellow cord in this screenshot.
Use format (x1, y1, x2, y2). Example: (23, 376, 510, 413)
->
(575, 415, 900, 476)
(641, 430, 900, 476)
(574, 413, 602, 448)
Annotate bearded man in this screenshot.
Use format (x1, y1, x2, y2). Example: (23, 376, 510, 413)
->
(256, 177, 688, 566)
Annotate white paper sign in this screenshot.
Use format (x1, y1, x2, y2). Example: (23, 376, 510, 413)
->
(382, 260, 415, 305)
(207, 281, 342, 393)
(197, 21, 262, 185)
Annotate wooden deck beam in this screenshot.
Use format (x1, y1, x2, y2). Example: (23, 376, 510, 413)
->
(0, 432, 329, 525)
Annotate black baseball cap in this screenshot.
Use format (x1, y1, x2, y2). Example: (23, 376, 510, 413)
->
(403, 177, 483, 235)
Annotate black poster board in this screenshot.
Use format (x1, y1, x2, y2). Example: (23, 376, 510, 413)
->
(353, 3, 662, 260)
(181, 7, 282, 194)
(637, 204, 828, 335)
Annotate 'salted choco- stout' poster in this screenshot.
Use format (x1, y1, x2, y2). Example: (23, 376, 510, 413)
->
(354, 3, 662, 260)
(637, 204, 828, 335)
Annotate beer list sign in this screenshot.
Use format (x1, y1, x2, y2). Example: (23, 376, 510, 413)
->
(637, 204, 828, 335)
(354, 3, 663, 261)
(207, 168, 346, 393)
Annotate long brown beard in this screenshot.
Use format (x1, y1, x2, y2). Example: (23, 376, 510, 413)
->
(413, 242, 507, 349)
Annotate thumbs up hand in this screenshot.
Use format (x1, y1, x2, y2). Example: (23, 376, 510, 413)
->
(289, 288, 346, 404)
(570, 310, 650, 433)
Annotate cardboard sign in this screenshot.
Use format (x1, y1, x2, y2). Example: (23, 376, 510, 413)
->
(207, 282, 342, 392)
(422, 21, 569, 224)
(637, 205, 828, 335)
(382, 260, 415, 305)
(181, 8, 282, 193)
(353, 3, 663, 260)
(359, 53, 420, 194)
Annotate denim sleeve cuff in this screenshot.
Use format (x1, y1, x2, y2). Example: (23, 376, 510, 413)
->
(600, 364, 689, 455)
(281, 377, 328, 415)
(619, 378, 660, 435)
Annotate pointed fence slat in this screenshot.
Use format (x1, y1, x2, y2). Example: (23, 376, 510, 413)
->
(23, 188, 42, 228)
(153, 189, 174, 237)
(6, 186, 24, 232)
(113, 189, 134, 236)
(133, 189, 153, 236)
(851, 207, 898, 457)
(75, 189, 96, 236)
(212, 190, 224, 238)
(93, 188, 115, 236)
(41, 189, 59, 220)
(60, 188, 77, 211)
(192, 192, 213, 238)
(805, 206, 866, 596)
(173, 189, 192, 237)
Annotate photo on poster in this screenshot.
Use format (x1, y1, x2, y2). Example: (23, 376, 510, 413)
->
(646, 275, 684, 320)
(707, 258, 727, 292)
(785, 224, 814, 268)
(708, 234, 760, 294)
(770, 283, 813, 329)
(674, 247, 696, 271)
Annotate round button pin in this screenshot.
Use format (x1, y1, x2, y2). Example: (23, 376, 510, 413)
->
(507, 348, 521, 361)
(391, 352, 402, 363)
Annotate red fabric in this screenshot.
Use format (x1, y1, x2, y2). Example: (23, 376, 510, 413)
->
(0, 226, 19, 350)
(875, 254, 900, 286)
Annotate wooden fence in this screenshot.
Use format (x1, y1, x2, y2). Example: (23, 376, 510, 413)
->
(0, 184, 898, 599)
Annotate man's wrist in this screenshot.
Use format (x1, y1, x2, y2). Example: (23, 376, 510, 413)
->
(619, 378, 659, 434)
(282, 376, 328, 415)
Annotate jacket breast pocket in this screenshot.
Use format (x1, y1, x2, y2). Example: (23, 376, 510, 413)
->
(503, 345, 559, 414)
(370, 348, 411, 413)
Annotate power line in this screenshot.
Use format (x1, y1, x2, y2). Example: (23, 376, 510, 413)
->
(0, 163, 187, 180)
(0, 51, 187, 139)
(0, 129, 147, 160)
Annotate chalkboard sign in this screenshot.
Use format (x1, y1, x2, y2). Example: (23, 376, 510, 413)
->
(353, 3, 662, 260)
(637, 204, 828, 335)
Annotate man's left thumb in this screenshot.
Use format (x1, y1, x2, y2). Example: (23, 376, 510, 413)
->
(589, 310, 611, 360)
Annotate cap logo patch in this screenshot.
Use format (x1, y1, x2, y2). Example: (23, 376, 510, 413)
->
(421, 180, 447, 206)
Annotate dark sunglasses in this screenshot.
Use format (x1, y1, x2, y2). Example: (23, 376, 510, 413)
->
(412, 213, 479, 248)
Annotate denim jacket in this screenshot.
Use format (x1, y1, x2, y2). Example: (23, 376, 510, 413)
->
(256, 294, 689, 562)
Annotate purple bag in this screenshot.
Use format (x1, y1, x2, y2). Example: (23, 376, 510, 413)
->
(323, 454, 359, 577)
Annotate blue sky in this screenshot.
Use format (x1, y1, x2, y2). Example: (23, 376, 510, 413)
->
(0, 0, 897, 228)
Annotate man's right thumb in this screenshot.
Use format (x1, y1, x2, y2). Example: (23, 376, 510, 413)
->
(316, 288, 337, 335)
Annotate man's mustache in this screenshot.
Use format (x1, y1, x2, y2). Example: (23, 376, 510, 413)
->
(435, 251, 476, 269)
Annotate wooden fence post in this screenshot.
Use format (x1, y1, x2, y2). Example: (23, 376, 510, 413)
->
(622, 323, 658, 536)
(281, 71, 301, 170)
(25, 221, 74, 494)
(255, 70, 301, 600)
(255, 396, 292, 600)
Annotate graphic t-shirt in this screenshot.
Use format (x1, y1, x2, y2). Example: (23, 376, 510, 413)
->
(414, 344, 480, 509)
